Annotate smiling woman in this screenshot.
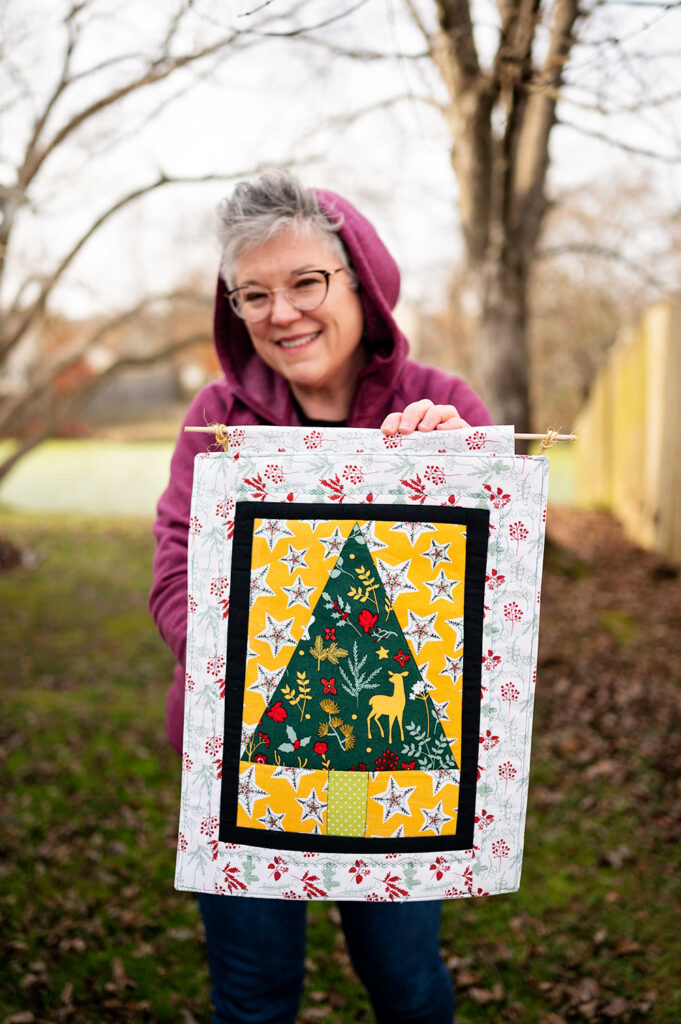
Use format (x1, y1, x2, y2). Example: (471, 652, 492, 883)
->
(230, 233, 365, 421)
(149, 169, 492, 1024)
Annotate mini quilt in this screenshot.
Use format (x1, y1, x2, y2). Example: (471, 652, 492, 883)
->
(176, 425, 548, 901)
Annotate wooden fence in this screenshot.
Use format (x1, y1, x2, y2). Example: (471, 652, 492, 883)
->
(574, 301, 681, 566)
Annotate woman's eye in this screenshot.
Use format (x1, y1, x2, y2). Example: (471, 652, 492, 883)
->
(292, 275, 321, 291)
(242, 290, 268, 305)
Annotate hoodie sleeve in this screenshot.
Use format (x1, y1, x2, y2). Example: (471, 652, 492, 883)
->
(446, 377, 493, 427)
(149, 388, 233, 666)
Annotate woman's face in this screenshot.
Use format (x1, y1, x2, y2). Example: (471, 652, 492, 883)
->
(233, 229, 365, 399)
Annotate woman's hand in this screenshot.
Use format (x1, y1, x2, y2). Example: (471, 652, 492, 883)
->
(381, 400, 469, 434)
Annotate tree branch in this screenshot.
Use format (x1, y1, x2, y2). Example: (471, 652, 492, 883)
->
(15, 28, 255, 190)
(538, 242, 665, 289)
(240, 0, 374, 37)
(556, 116, 681, 162)
(403, 0, 435, 50)
(0, 329, 210, 485)
(512, 0, 581, 250)
(1, 160, 305, 360)
(288, 33, 430, 62)
(299, 92, 445, 146)
(0, 290, 211, 435)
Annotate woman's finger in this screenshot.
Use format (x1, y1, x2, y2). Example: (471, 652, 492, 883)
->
(436, 414, 470, 430)
(396, 400, 434, 433)
(417, 404, 460, 431)
(380, 411, 403, 434)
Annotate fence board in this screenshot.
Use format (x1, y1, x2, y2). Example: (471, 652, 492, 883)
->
(575, 302, 681, 566)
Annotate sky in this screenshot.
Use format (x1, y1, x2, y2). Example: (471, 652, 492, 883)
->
(1, 0, 680, 321)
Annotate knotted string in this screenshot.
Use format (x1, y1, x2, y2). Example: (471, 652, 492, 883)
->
(538, 428, 561, 454)
(208, 422, 230, 451)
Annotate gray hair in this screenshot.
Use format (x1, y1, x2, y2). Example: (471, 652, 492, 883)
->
(217, 170, 355, 287)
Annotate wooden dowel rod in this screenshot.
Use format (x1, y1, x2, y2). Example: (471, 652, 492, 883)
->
(184, 426, 576, 442)
(514, 433, 576, 441)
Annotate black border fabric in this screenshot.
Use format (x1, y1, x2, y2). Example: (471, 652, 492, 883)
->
(219, 502, 489, 853)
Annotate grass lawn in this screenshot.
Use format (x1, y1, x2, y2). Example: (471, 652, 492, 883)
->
(1, 511, 679, 1023)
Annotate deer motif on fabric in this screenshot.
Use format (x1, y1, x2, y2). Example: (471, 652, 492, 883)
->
(367, 670, 409, 744)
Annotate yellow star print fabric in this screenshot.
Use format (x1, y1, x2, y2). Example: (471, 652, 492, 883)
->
(237, 518, 466, 839)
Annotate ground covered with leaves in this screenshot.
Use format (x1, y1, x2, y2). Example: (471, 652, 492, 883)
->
(1, 510, 679, 1024)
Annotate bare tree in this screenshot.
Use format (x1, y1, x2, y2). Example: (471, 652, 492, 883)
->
(0, 0, 347, 482)
(413, 0, 681, 427)
(310, 0, 680, 428)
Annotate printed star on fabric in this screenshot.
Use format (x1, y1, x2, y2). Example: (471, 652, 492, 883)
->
(371, 776, 416, 823)
(281, 577, 316, 609)
(444, 617, 464, 649)
(419, 800, 454, 835)
(423, 538, 451, 568)
(319, 527, 346, 559)
(271, 764, 313, 790)
(424, 569, 460, 603)
(255, 614, 296, 657)
(430, 697, 451, 723)
(238, 765, 268, 816)
(389, 521, 434, 545)
(359, 522, 388, 553)
(403, 609, 440, 653)
(257, 805, 286, 831)
(280, 545, 309, 573)
(440, 653, 463, 683)
(376, 646, 390, 660)
(296, 788, 326, 827)
(249, 664, 285, 702)
(375, 558, 418, 604)
(248, 566, 276, 607)
(300, 614, 316, 641)
(391, 823, 405, 838)
(253, 519, 295, 551)
(431, 767, 460, 796)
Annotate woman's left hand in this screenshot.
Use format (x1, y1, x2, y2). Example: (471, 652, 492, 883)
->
(380, 400, 469, 434)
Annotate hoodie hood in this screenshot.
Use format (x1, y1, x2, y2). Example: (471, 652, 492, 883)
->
(212, 188, 410, 425)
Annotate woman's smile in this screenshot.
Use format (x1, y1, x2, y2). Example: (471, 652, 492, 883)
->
(275, 330, 322, 350)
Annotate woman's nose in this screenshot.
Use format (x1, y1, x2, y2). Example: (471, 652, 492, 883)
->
(269, 290, 301, 324)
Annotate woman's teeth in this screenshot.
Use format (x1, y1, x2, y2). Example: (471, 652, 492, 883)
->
(279, 332, 319, 350)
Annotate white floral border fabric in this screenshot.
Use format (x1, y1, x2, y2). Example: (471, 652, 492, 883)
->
(176, 425, 549, 901)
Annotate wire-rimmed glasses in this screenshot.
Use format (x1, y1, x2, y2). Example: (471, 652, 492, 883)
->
(227, 268, 345, 323)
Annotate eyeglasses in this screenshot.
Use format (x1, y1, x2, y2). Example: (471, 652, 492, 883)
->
(227, 268, 345, 323)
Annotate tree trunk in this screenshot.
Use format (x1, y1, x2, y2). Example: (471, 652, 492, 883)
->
(472, 253, 530, 431)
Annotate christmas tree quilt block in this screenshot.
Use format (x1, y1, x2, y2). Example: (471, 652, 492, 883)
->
(177, 425, 549, 901)
(234, 518, 466, 841)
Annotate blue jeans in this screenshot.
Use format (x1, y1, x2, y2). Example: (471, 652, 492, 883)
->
(197, 893, 455, 1024)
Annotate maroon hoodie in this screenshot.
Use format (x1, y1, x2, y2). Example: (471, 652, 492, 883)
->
(149, 188, 492, 753)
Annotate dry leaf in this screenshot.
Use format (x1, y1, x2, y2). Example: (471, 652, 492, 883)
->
(601, 997, 631, 1018)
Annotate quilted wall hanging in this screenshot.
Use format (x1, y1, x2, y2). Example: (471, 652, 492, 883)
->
(176, 425, 549, 901)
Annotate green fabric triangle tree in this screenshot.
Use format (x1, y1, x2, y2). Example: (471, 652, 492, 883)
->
(243, 523, 458, 773)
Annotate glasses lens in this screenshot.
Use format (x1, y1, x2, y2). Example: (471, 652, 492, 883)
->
(285, 271, 328, 311)
(230, 287, 271, 322)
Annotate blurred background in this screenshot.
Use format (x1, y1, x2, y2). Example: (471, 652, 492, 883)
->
(1, 1, 680, 1022)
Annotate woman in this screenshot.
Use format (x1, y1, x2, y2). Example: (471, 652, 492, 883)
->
(150, 171, 491, 1024)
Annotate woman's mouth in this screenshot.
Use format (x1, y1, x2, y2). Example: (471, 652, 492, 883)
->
(276, 331, 321, 350)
